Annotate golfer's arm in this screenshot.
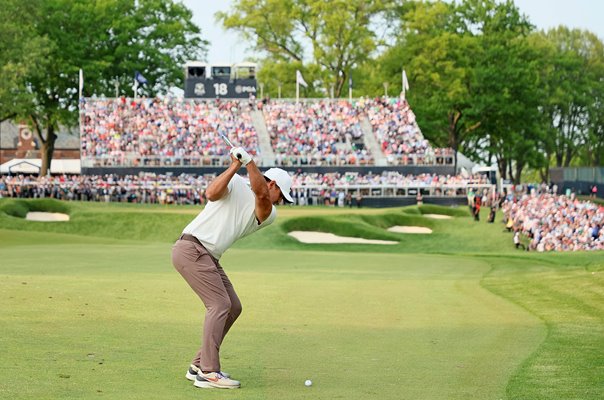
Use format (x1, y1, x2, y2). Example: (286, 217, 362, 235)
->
(247, 161, 272, 223)
(205, 160, 240, 201)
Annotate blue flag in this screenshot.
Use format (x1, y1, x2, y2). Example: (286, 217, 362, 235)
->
(135, 71, 148, 85)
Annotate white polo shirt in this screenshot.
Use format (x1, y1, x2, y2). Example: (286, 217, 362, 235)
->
(182, 174, 276, 259)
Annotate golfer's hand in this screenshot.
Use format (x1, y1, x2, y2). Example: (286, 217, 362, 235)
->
(230, 147, 252, 166)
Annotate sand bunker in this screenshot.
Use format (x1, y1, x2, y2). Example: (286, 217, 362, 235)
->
(26, 212, 70, 222)
(387, 226, 432, 234)
(423, 214, 452, 219)
(288, 231, 397, 245)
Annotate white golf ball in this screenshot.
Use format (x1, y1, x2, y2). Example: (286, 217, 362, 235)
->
(305, 379, 312, 387)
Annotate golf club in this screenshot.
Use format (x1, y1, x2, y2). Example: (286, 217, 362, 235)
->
(221, 134, 242, 160)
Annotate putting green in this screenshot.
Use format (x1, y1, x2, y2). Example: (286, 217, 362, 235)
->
(0, 230, 544, 399)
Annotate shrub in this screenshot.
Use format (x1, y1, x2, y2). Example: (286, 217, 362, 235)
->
(0, 198, 70, 218)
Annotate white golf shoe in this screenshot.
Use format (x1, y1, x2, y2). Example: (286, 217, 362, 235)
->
(186, 364, 234, 389)
(196, 371, 240, 389)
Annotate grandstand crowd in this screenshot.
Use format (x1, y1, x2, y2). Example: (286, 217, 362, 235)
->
(79, 97, 454, 167)
(81, 97, 259, 167)
(365, 97, 429, 161)
(262, 100, 370, 166)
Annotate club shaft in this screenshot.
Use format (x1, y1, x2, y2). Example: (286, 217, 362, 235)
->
(221, 135, 242, 159)
(221, 135, 235, 148)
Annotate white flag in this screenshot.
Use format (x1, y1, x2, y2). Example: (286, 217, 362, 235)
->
(79, 69, 84, 98)
(402, 69, 409, 91)
(296, 70, 308, 88)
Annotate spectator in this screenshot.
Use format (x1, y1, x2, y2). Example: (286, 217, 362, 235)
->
(513, 230, 526, 250)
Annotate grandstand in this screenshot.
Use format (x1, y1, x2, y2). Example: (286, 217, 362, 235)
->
(2, 94, 493, 207)
(79, 97, 461, 172)
(74, 97, 493, 205)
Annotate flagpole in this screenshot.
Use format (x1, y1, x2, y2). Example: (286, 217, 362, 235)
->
(401, 69, 405, 100)
(296, 80, 299, 104)
(134, 80, 138, 99)
(78, 69, 83, 99)
(402, 69, 409, 100)
(348, 72, 352, 103)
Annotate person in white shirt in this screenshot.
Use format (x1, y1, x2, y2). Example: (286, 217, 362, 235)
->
(172, 146, 293, 389)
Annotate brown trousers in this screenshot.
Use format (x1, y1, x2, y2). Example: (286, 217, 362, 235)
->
(171, 238, 242, 372)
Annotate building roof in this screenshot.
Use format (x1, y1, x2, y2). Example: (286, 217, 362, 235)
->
(0, 121, 79, 149)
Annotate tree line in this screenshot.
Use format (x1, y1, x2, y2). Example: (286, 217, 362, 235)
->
(2, 0, 603, 181)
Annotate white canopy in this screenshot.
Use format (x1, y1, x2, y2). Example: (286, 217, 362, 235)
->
(0, 158, 81, 174)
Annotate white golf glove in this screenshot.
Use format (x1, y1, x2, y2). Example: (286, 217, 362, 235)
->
(230, 146, 252, 166)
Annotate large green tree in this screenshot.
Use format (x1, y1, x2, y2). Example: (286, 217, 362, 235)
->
(537, 27, 604, 170)
(15, 0, 206, 175)
(0, 0, 50, 122)
(376, 0, 544, 181)
(458, 0, 544, 183)
(218, 0, 391, 97)
(377, 0, 482, 171)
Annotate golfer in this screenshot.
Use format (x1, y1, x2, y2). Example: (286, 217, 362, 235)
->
(172, 146, 293, 389)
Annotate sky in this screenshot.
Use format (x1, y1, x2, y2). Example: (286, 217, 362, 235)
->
(181, 0, 604, 63)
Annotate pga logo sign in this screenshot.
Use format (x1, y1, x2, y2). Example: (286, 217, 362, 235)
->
(235, 85, 256, 94)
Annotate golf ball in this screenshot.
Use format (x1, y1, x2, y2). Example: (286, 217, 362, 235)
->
(305, 379, 312, 387)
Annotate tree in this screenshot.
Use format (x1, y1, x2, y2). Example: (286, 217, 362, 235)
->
(458, 0, 544, 183)
(378, 0, 544, 181)
(378, 1, 482, 171)
(218, 0, 391, 97)
(537, 27, 604, 170)
(0, 0, 50, 122)
(19, 0, 206, 175)
(473, 35, 548, 183)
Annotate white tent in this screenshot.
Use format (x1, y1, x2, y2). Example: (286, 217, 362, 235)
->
(0, 159, 81, 174)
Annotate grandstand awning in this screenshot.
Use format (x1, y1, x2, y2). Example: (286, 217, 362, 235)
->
(0, 159, 81, 174)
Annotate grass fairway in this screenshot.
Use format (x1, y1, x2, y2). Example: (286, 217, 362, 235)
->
(0, 199, 603, 399)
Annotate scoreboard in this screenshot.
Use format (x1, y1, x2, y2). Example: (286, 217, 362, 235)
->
(184, 77, 257, 99)
(184, 62, 257, 99)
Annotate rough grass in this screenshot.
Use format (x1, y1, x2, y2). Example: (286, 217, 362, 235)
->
(482, 255, 604, 400)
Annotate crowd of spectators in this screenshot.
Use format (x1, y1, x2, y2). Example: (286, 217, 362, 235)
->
(502, 190, 604, 252)
(1, 172, 491, 205)
(363, 97, 432, 164)
(291, 171, 488, 189)
(81, 97, 259, 167)
(0, 173, 210, 205)
(289, 171, 491, 205)
(262, 100, 371, 166)
(79, 97, 457, 167)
